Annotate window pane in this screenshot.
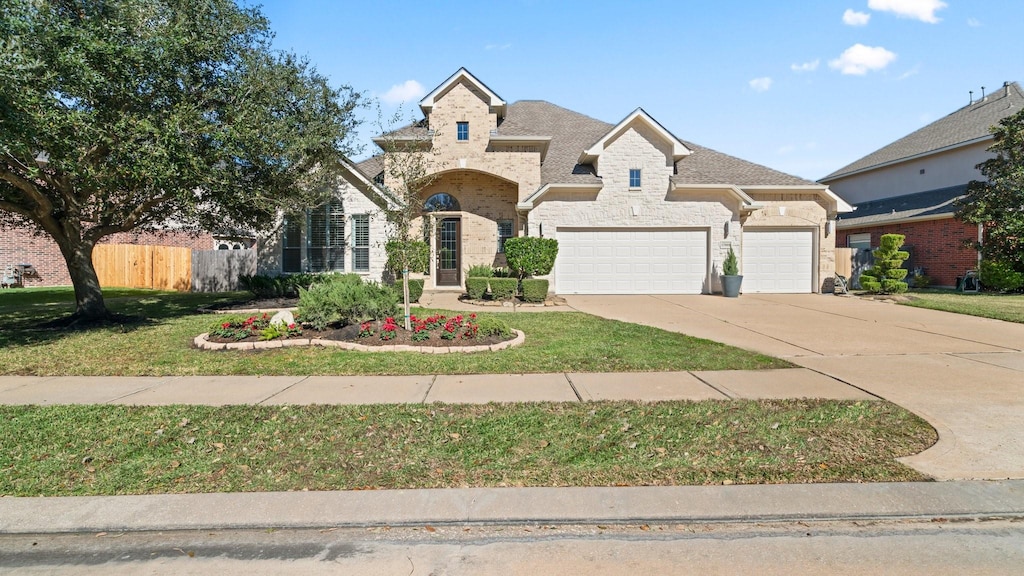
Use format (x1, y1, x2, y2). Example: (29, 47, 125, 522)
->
(497, 220, 514, 253)
(629, 169, 641, 188)
(282, 217, 302, 273)
(353, 215, 370, 272)
(457, 122, 469, 141)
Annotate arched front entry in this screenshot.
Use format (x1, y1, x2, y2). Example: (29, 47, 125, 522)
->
(418, 171, 519, 289)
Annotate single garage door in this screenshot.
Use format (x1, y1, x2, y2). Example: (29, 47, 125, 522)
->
(741, 229, 814, 293)
(556, 228, 707, 294)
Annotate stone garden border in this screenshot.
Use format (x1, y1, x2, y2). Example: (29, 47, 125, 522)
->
(194, 329, 525, 354)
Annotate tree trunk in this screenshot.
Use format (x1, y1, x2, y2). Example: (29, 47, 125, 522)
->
(59, 239, 109, 320)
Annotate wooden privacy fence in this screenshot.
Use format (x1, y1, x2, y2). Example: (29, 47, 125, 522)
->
(94, 245, 192, 291)
(94, 245, 256, 292)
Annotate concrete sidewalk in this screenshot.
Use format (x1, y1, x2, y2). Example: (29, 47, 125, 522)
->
(0, 369, 875, 405)
(2, 480, 1022, 535)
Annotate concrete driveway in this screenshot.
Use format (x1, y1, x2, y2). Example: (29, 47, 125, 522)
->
(565, 294, 1024, 481)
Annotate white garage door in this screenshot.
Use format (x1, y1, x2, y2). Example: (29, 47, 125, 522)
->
(742, 230, 814, 293)
(556, 228, 707, 294)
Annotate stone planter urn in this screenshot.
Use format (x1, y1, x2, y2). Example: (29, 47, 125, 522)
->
(722, 274, 743, 298)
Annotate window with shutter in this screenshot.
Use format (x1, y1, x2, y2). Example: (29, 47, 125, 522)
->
(309, 200, 345, 272)
(353, 214, 370, 272)
(282, 216, 302, 273)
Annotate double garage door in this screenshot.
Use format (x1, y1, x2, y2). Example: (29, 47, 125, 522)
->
(556, 227, 815, 295)
(556, 228, 708, 294)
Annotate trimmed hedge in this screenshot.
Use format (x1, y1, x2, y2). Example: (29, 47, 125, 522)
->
(980, 260, 1024, 292)
(475, 316, 512, 338)
(504, 237, 558, 278)
(489, 278, 518, 300)
(397, 278, 424, 303)
(465, 277, 489, 300)
(521, 278, 549, 303)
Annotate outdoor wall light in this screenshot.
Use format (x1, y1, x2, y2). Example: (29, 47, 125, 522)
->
(825, 220, 834, 237)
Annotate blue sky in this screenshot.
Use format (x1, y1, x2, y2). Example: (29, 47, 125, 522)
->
(256, 0, 1023, 181)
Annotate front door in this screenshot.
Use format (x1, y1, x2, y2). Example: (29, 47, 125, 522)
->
(436, 218, 461, 286)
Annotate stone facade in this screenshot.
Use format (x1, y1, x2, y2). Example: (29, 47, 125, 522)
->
(258, 179, 391, 282)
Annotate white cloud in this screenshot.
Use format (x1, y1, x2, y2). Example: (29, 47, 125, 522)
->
(749, 77, 773, 92)
(829, 44, 897, 75)
(843, 9, 871, 26)
(967, 17, 982, 27)
(791, 59, 820, 73)
(380, 80, 425, 105)
(485, 43, 512, 51)
(867, 0, 947, 23)
(898, 65, 921, 80)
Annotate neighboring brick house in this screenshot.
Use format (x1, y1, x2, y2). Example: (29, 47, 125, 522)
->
(820, 81, 1023, 288)
(361, 68, 852, 294)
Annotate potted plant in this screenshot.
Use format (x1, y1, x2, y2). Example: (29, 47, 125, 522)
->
(721, 246, 743, 297)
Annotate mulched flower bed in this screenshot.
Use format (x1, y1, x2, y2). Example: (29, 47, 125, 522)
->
(205, 315, 514, 348)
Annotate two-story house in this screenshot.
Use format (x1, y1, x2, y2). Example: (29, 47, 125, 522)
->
(333, 68, 851, 295)
(821, 81, 1023, 288)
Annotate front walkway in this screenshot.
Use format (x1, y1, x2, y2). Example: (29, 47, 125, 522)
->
(564, 294, 1024, 481)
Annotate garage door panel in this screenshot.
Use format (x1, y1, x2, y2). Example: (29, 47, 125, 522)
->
(557, 228, 707, 294)
(742, 230, 814, 294)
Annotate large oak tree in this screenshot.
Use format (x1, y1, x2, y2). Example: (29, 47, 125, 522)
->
(957, 107, 1024, 272)
(0, 0, 362, 321)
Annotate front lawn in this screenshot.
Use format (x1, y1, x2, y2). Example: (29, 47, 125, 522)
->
(0, 288, 790, 375)
(903, 290, 1024, 324)
(0, 400, 935, 496)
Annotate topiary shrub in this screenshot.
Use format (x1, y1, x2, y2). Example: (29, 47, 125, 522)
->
(465, 277, 489, 300)
(475, 316, 512, 339)
(504, 237, 558, 279)
(297, 274, 399, 330)
(980, 260, 1024, 292)
(859, 234, 909, 294)
(722, 247, 739, 276)
(489, 277, 518, 300)
(520, 278, 549, 303)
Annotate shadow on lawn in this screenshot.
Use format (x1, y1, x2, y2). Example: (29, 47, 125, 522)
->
(0, 290, 246, 348)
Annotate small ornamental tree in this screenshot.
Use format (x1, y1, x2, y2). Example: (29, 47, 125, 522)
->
(859, 234, 910, 294)
(504, 237, 558, 279)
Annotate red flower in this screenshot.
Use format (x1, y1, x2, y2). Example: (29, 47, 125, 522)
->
(221, 322, 231, 329)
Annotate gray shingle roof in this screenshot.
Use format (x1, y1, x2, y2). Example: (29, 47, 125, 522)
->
(673, 142, 815, 187)
(495, 100, 607, 185)
(836, 185, 966, 228)
(362, 97, 818, 189)
(823, 82, 1023, 181)
(354, 155, 384, 181)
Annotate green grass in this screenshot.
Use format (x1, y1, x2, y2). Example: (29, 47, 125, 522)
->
(0, 288, 790, 376)
(903, 290, 1024, 324)
(0, 401, 935, 496)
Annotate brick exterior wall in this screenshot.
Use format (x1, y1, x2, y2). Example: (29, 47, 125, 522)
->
(0, 225, 212, 287)
(836, 217, 980, 287)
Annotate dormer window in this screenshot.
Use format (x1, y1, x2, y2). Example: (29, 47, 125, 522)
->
(629, 168, 641, 188)
(457, 122, 469, 141)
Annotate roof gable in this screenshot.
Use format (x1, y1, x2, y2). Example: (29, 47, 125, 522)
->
(822, 81, 1023, 181)
(579, 108, 691, 164)
(419, 67, 507, 118)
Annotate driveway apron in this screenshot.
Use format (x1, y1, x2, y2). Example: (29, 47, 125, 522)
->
(565, 294, 1024, 480)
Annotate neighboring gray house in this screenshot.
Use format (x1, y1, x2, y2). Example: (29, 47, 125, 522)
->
(821, 81, 1023, 287)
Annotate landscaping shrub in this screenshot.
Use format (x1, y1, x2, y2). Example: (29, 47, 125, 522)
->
(504, 237, 558, 279)
(859, 234, 909, 294)
(465, 277, 489, 300)
(239, 273, 331, 298)
(722, 247, 739, 276)
(520, 278, 549, 303)
(492, 267, 514, 278)
(489, 278, 518, 300)
(980, 260, 1024, 292)
(466, 264, 494, 278)
(405, 278, 425, 303)
(297, 274, 399, 330)
(475, 316, 512, 338)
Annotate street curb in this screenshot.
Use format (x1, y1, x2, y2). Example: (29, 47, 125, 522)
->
(2, 481, 1023, 535)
